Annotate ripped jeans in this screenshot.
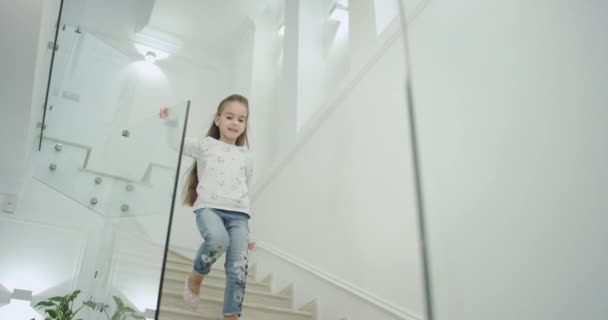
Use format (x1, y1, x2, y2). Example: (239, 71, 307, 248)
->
(193, 208, 249, 317)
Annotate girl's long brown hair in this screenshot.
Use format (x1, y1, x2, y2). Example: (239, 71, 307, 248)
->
(183, 94, 250, 206)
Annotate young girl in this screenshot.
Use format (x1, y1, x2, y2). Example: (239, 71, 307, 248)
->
(160, 94, 255, 320)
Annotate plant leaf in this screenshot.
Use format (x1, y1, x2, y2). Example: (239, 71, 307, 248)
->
(113, 296, 124, 308)
(46, 309, 57, 318)
(34, 301, 56, 308)
(122, 306, 136, 313)
(84, 300, 97, 310)
(49, 296, 64, 302)
(132, 314, 146, 320)
(67, 290, 81, 302)
(111, 311, 121, 320)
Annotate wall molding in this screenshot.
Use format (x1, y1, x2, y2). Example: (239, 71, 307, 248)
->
(256, 241, 422, 320)
(403, 0, 431, 24)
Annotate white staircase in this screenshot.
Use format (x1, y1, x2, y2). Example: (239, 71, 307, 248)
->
(159, 250, 318, 320)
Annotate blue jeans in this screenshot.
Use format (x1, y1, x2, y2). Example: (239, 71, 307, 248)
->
(193, 208, 249, 317)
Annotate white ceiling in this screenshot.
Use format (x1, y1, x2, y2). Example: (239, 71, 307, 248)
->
(149, 0, 274, 50)
(62, 0, 282, 65)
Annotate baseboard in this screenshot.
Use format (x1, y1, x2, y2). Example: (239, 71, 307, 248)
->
(257, 241, 422, 320)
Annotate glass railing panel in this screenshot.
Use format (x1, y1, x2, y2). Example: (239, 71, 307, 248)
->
(34, 101, 188, 218)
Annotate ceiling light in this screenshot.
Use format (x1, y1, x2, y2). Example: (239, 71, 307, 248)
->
(144, 51, 157, 64)
(329, 3, 349, 22)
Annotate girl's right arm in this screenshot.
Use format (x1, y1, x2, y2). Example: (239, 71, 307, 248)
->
(160, 106, 204, 158)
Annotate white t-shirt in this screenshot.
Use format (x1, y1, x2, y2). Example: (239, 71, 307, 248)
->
(182, 136, 254, 215)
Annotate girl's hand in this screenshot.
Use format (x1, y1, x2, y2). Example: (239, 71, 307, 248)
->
(159, 106, 170, 119)
(248, 242, 256, 251)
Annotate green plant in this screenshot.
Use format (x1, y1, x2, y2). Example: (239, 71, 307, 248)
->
(31, 289, 96, 320)
(101, 296, 145, 320)
(30, 290, 145, 320)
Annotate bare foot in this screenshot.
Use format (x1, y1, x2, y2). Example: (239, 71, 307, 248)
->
(188, 273, 203, 295)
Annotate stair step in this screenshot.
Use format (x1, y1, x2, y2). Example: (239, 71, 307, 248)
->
(165, 260, 259, 281)
(161, 284, 291, 309)
(165, 259, 227, 276)
(159, 305, 221, 320)
(110, 260, 249, 283)
(167, 251, 192, 262)
(160, 295, 313, 320)
(167, 251, 260, 276)
(111, 254, 236, 279)
(163, 270, 271, 293)
(111, 250, 260, 281)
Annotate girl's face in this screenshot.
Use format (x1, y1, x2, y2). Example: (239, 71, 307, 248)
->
(215, 101, 248, 145)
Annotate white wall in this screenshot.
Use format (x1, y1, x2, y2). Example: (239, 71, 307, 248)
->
(296, 0, 328, 130)
(0, 216, 87, 297)
(248, 14, 283, 179)
(407, 1, 608, 319)
(0, 0, 45, 196)
(0, 176, 107, 320)
(252, 26, 424, 320)
(1, 174, 166, 317)
(230, 20, 255, 99)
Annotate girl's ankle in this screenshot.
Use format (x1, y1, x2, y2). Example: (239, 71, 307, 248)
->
(189, 273, 204, 282)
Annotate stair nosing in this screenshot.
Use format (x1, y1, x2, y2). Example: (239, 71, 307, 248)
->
(165, 259, 226, 273)
(162, 286, 289, 300)
(158, 305, 219, 318)
(161, 297, 313, 316)
(163, 270, 270, 288)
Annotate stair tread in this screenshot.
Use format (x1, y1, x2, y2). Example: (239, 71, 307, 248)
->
(163, 266, 269, 286)
(162, 286, 289, 300)
(160, 297, 313, 316)
(166, 251, 259, 274)
(165, 259, 227, 274)
(158, 304, 220, 319)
